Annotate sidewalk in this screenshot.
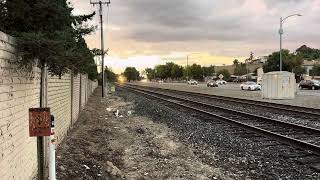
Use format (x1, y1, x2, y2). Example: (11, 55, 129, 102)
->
(56, 87, 229, 179)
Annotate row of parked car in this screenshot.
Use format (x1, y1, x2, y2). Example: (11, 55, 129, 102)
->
(187, 79, 227, 86)
(205, 80, 261, 91)
(188, 79, 262, 91)
(185, 79, 320, 91)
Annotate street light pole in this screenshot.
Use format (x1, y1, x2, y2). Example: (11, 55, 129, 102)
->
(90, 0, 111, 97)
(279, 17, 283, 71)
(279, 14, 302, 71)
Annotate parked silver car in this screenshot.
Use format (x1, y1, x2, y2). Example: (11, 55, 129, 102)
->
(187, 79, 198, 85)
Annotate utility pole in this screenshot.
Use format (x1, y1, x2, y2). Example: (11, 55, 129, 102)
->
(186, 56, 189, 81)
(90, 0, 111, 97)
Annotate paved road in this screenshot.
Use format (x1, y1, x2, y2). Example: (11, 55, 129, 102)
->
(132, 82, 320, 108)
(159, 82, 320, 97)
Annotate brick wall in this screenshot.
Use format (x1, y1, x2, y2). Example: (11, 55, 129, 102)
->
(47, 74, 72, 142)
(0, 31, 39, 180)
(71, 74, 81, 124)
(0, 31, 98, 179)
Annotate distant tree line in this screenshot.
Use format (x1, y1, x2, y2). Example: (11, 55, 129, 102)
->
(142, 62, 215, 81)
(296, 45, 320, 60)
(121, 44, 320, 82)
(262, 45, 320, 76)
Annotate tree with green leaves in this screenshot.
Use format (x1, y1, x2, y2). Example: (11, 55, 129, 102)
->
(292, 66, 306, 76)
(165, 62, 175, 79)
(310, 65, 320, 76)
(124, 67, 140, 82)
(171, 64, 184, 79)
(189, 63, 203, 80)
(263, 49, 303, 73)
(217, 69, 231, 81)
(0, 0, 97, 79)
(296, 45, 320, 60)
(105, 67, 117, 82)
(202, 65, 215, 77)
(144, 68, 156, 80)
(155, 65, 168, 79)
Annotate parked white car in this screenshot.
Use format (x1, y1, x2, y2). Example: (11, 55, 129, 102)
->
(216, 80, 227, 85)
(187, 79, 198, 85)
(240, 81, 261, 91)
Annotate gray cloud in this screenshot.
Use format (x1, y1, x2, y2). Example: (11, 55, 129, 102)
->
(72, 0, 320, 56)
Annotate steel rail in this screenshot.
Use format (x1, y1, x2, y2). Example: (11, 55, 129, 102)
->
(124, 83, 320, 116)
(118, 84, 320, 155)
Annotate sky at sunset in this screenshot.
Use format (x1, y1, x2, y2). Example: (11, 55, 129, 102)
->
(70, 0, 320, 73)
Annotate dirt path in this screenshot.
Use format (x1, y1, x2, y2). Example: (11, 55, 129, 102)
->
(57, 88, 230, 180)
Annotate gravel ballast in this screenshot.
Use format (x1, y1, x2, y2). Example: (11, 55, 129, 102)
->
(56, 87, 233, 179)
(130, 86, 320, 129)
(116, 86, 320, 179)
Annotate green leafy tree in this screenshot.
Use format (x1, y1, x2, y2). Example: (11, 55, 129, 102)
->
(124, 67, 140, 82)
(233, 59, 239, 65)
(234, 63, 247, 75)
(263, 49, 303, 73)
(165, 62, 175, 79)
(202, 65, 215, 77)
(296, 45, 320, 59)
(144, 68, 156, 80)
(189, 63, 203, 80)
(310, 65, 320, 76)
(292, 66, 306, 76)
(0, 0, 97, 79)
(155, 65, 168, 79)
(171, 64, 184, 79)
(217, 69, 231, 81)
(105, 67, 117, 82)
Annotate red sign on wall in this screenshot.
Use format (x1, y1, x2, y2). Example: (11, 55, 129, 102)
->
(29, 108, 51, 137)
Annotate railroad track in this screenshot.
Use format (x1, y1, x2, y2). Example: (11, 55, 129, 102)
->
(124, 83, 320, 117)
(117, 84, 320, 156)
